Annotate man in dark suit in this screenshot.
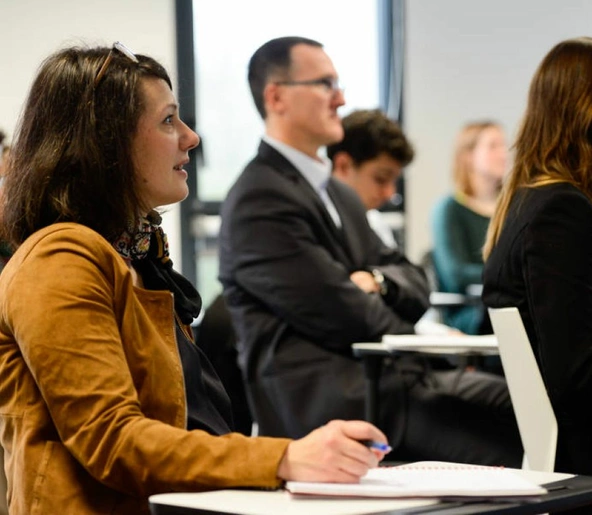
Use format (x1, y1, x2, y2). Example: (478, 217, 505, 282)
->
(218, 36, 522, 466)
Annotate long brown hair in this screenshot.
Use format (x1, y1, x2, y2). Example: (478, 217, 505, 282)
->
(484, 37, 592, 259)
(1, 44, 171, 247)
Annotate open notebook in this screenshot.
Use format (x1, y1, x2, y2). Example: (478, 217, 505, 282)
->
(285, 462, 547, 499)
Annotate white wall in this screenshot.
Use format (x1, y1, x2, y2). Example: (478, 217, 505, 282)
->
(405, 0, 592, 261)
(0, 0, 182, 265)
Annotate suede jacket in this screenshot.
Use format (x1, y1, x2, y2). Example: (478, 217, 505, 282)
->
(0, 223, 290, 514)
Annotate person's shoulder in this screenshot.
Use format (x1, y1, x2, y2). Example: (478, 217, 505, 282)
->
(18, 223, 116, 262)
(231, 143, 293, 189)
(512, 183, 592, 235)
(433, 194, 457, 212)
(438, 193, 456, 205)
(1, 223, 122, 290)
(537, 181, 589, 199)
(28, 222, 106, 242)
(239, 154, 284, 184)
(224, 143, 307, 212)
(523, 182, 592, 213)
(431, 194, 459, 222)
(243, 140, 290, 172)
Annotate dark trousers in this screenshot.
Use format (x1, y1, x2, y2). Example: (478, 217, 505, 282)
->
(247, 347, 523, 468)
(390, 363, 522, 467)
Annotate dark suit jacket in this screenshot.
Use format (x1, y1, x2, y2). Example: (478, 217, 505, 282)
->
(483, 182, 592, 475)
(219, 141, 430, 438)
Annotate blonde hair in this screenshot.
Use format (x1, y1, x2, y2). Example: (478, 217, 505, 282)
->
(484, 37, 592, 259)
(453, 121, 501, 197)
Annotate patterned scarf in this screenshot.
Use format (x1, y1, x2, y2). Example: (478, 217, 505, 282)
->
(112, 210, 169, 263)
(112, 210, 202, 324)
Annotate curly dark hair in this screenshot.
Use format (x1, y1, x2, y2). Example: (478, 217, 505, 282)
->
(326, 109, 414, 166)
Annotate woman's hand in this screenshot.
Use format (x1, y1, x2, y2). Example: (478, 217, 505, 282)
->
(276, 420, 390, 483)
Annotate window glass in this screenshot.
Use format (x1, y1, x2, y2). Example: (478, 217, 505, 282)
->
(193, 0, 380, 201)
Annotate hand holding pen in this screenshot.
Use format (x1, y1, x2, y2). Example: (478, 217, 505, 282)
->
(359, 439, 393, 453)
(276, 419, 391, 484)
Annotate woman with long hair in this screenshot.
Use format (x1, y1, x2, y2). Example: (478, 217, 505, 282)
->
(483, 37, 592, 474)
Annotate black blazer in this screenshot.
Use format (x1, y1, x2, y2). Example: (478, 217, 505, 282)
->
(483, 182, 592, 475)
(219, 141, 429, 438)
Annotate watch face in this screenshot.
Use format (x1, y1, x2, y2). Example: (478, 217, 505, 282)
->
(372, 269, 388, 296)
(372, 269, 384, 282)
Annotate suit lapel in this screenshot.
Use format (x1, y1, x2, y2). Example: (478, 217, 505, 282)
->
(326, 179, 367, 267)
(257, 142, 356, 268)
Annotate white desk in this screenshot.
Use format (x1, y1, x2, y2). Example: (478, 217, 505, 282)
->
(429, 291, 469, 307)
(150, 490, 437, 514)
(429, 284, 483, 308)
(381, 334, 498, 355)
(149, 470, 582, 515)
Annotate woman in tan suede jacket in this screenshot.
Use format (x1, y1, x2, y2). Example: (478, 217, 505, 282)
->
(0, 43, 388, 514)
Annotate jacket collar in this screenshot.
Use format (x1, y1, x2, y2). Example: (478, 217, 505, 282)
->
(256, 140, 357, 267)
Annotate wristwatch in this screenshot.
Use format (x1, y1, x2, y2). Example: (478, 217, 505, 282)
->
(371, 269, 388, 296)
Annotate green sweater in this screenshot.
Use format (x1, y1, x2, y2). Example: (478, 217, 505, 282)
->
(431, 194, 489, 334)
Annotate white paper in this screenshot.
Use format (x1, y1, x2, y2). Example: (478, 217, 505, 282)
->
(286, 461, 547, 498)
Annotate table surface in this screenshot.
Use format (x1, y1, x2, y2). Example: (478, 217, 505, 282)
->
(149, 469, 579, 515)
(429, 287, 483, 308)
(353, 337, 499, 357)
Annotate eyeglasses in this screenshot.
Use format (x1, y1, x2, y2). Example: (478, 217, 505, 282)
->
(274, 76, 343, 94)
(94, 41, 139, 88)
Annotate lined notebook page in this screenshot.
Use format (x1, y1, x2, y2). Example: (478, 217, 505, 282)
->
(286, 461, 547, 498)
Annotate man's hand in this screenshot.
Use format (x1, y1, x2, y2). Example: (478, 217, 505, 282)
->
(276, 420, 389, 483)
(350, 271, 380, 294)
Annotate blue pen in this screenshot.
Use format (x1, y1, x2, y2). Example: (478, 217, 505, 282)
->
(359, 439, 392, 453)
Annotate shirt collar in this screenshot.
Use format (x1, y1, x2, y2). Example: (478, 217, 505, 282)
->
(263, 135, 332, 194)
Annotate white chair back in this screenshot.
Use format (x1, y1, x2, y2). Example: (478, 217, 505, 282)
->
(488, 307, 557, 472)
